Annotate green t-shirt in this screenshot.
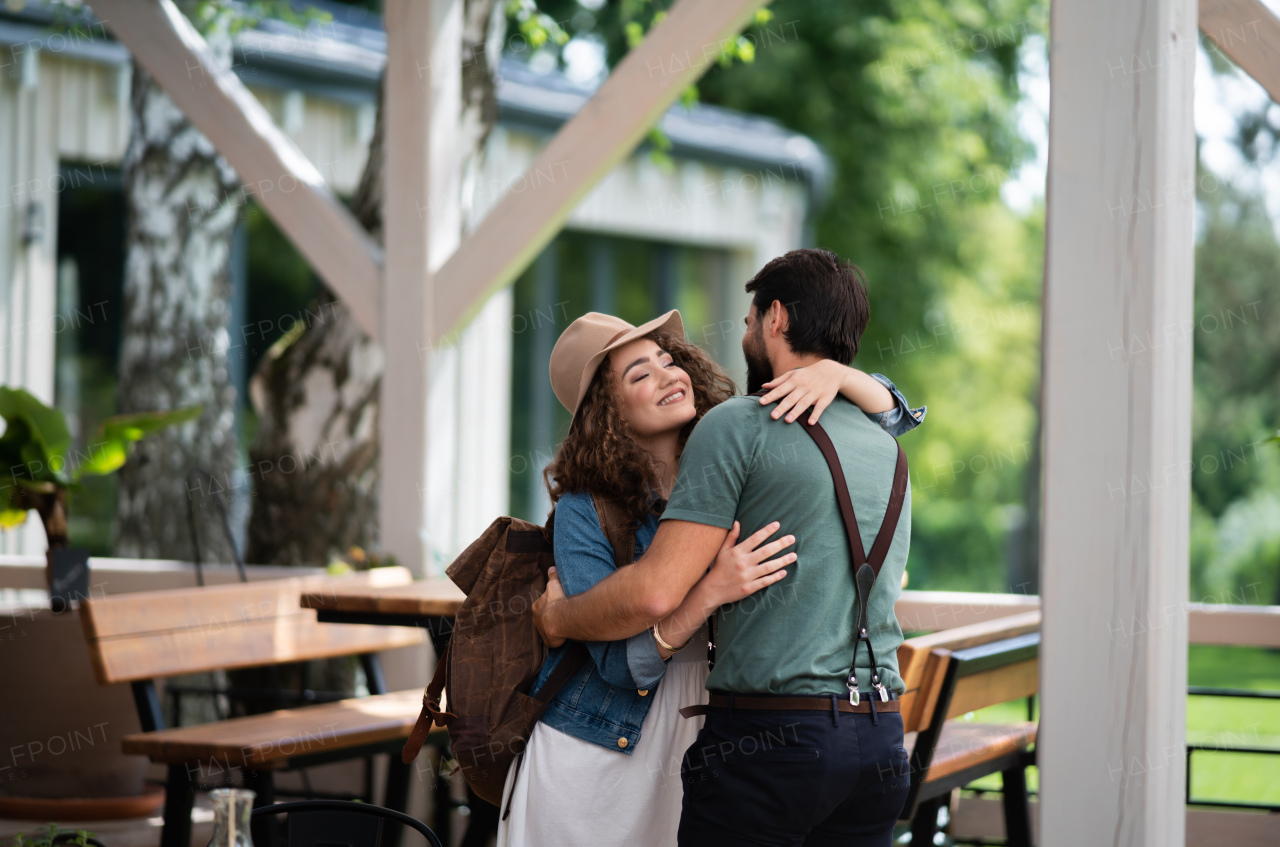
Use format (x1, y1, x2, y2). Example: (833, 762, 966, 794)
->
(663, 395, 910, 696)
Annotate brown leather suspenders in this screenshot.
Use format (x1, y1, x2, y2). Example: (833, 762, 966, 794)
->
(727, 393, 910, 706)
(798, 415, 909, 705)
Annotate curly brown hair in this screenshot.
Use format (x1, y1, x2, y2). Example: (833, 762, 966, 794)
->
(543, 330, 736, 528)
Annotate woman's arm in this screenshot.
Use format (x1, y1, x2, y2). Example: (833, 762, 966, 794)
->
(757, 361, 926, 433)
(861, 373, 927, 436)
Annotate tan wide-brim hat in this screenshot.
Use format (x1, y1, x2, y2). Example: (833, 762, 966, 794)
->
(550, 310, 685, 417)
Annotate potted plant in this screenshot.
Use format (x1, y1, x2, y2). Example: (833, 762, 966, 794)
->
(0, 387, 197, 819)
(0, 386, 199, 600)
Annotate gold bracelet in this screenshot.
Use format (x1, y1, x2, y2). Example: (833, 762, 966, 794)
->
(653, 623, 690, 653)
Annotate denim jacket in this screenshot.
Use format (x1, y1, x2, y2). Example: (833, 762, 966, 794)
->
(865, 373, 927, 436)
(530, 373, 925, 755)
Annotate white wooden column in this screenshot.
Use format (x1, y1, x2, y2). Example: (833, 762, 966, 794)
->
(1039, 0, 1196, 844)
(381, 0, 463, 575)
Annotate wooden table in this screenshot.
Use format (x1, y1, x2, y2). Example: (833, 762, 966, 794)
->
(301, 571, 465, 656)
(302, 574, 464, 624)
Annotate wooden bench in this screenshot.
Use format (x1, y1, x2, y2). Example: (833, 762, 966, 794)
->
(80, 569, 429, 847)
(895, 611, 1041, 846)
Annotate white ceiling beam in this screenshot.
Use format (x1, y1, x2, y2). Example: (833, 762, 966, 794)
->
(89, 0, 383, 339)
(1200, 0, 1280, 104)
(431, 0, 769, 343)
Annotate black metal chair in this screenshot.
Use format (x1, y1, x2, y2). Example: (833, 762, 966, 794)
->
(250, 800, 444, 847)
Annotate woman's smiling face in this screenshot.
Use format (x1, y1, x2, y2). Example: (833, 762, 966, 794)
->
(608, 337, 697, 438)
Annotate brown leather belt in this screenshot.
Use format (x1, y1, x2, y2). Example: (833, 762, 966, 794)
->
(680, 694, 901, 719)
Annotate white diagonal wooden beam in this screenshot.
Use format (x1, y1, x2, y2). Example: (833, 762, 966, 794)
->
(1200, 0, 1280, 104)
(89, 0, 383, 339)
(431, 0, 769, 343)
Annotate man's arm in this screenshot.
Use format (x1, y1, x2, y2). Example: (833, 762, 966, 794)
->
(536, 519, 728, 644)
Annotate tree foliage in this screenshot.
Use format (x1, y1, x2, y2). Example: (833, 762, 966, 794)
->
(1190, 166, 1280, 604)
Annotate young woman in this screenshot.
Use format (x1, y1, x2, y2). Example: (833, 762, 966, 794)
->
(496, 310, 923, 847)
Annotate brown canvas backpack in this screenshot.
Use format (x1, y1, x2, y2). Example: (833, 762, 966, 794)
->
(400, 494, 636, 806)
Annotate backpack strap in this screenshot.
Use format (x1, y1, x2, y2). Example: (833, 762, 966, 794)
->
(591, 493, 637, 567)
(797, 413, 908, 709)
(404, 639, 453, 762)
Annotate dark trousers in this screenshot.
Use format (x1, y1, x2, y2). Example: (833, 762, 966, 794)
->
(677, 700, 910, 847)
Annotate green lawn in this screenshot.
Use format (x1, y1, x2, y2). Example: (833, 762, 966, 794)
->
(958, 645, 1280, 806)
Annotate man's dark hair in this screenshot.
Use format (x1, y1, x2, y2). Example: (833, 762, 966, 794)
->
(745, 248, 871, 363)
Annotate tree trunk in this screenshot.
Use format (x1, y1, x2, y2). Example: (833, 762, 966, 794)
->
(243, 89, 385, 567)
(246, 0, 503, 566)
(115, 22, 242, 564)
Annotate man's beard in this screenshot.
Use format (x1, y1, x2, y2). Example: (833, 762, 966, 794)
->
(743, 326, 772, 394)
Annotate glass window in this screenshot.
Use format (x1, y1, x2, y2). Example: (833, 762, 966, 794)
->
(53, 164, 126, 554)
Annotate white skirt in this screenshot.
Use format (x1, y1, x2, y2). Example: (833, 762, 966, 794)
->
(496, 641, 710, 847)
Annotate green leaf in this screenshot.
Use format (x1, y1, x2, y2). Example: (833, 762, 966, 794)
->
(76, 406, 202, 479)
(0, 387, 73, 486)
(624, 20, 644, 49)
(77, 441, 129, 477)
(645, 126, 675, 170)
(647, 126, 672, 152)
(0, 508, 28, 530)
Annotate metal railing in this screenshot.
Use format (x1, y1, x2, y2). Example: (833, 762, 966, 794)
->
(1185, 686, 1280, 813)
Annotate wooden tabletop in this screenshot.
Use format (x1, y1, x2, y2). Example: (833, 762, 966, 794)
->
(301, 569, 465, 619)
